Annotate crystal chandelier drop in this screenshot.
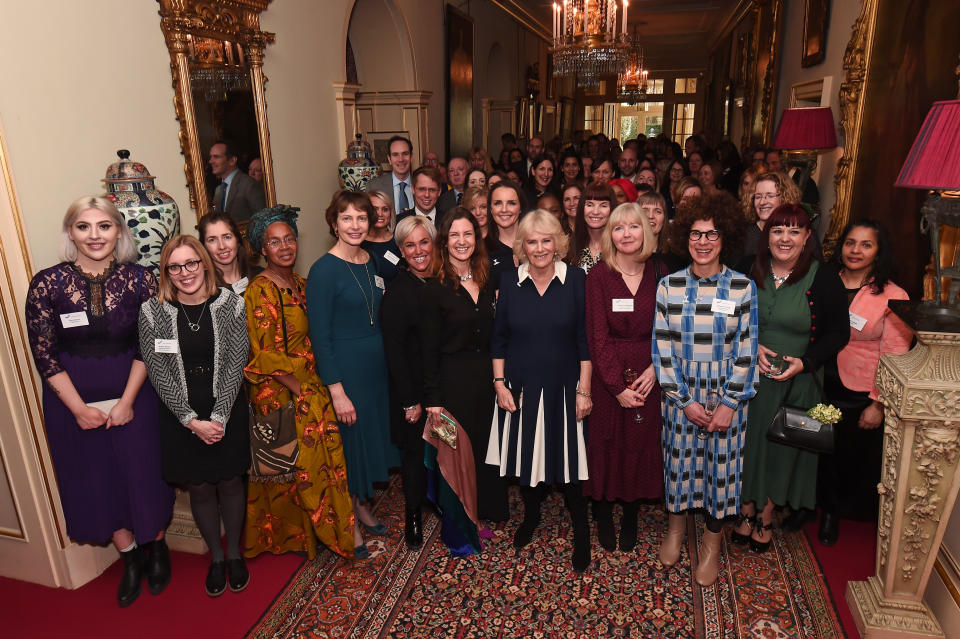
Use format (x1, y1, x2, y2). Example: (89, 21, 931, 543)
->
(616, 40, 648, 105)
(551, 0, 630, 88)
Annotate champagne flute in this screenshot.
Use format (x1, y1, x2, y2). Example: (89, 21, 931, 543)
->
(700, 391, 722, 440)
(622, 368, 643, 424)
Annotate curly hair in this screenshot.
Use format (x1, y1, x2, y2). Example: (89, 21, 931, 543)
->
(738, 165, 767, 216)
(747, 171, 801, 223)
(668, 192, 746, 265)
(829, 218, 897, 294)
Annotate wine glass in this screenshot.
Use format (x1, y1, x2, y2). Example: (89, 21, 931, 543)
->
(622, 368, 643, 424)
(766, 353, 785, 378)
(700, 391, 722, 440)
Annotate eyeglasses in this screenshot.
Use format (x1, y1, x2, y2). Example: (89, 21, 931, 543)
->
(166, 259, 202, 275)
(264, 236, 298, 250)
(753, 192, 780, 201)
(688, 229, 720, 241)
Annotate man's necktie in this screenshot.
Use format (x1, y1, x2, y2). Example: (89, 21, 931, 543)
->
(398, 181, 409, 211)
(456, 191, 462, 205)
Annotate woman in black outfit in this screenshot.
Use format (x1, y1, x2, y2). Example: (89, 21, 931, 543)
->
(423, 208, 510, 525)
(380, 215, 439, 548)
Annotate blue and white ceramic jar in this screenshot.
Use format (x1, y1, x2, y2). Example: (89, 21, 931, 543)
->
(338, 134, 381, 191)
(103, 150, 180, 276)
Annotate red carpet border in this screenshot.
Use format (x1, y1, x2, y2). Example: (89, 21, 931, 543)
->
(248, 476, 845, 638)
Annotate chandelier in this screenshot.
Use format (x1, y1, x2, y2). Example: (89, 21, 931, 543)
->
(616, 39, 648, 105)
(551, 0, 630, 87)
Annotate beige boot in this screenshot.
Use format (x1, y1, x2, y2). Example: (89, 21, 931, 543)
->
(695, 529, 723, 586)
(659, 513, 687, 568)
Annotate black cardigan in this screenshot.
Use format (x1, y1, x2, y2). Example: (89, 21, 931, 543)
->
(796, 261, 850, 373)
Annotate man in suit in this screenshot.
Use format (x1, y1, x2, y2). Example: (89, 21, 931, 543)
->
(365, 135, 414, 216)
(210, 140, 266, 223)
(396, 167, 444, 227)
(437, 156, 468, 215)
(524, 136, 544, 179)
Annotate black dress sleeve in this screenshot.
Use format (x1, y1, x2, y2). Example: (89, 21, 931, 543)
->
(802, 262, 850, 372)
(421, 280, 445, 407)
(381, 274, 422, 407)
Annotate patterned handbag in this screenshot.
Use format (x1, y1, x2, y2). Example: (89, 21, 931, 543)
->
(248, 284, 300, 479)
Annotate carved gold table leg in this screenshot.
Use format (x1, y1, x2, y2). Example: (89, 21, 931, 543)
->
(847, 329, 960, 638)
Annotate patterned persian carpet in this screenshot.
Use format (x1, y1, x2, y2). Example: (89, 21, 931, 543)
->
(248, 476, 845, 638)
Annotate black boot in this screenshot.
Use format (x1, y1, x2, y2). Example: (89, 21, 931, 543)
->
(405, 509, 423, 548)
(117, 546, 145, 608)
(513, 486, 543, 550)
(818, 511, 839, 546)
(592, 500, 616, 551)
(565, 484, 591, 573)
(619, 501, 639, 552)
(145, 538, 171, 595)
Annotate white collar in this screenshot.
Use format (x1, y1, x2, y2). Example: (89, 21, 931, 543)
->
(392, 172, 410, 186)
(415, 207, 436, 218)
(222, 168, 240, 185)
(517, 260, 567, 285)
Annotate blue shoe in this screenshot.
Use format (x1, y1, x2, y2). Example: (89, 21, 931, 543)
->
(354, 544, 369, 560)
(362, 521, 388, 536)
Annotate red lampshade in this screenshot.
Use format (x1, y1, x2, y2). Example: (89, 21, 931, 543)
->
(772, 107, 838, 151)
(896, 100, 960, 190)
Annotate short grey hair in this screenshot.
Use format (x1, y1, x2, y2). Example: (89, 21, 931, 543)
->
(60, 195, 137, 264)
(394, 215, 436, 246)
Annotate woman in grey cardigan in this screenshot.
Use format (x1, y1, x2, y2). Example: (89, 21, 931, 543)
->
(139, 235, 250, 597)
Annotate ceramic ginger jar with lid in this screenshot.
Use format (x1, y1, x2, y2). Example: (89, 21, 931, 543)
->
(338, 134, 381, 191)
(103, 149, 180, 276)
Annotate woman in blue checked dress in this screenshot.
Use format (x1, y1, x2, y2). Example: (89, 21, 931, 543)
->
(652, 194, 758, 587)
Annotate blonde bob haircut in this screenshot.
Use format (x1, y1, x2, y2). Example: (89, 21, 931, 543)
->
(513, 209, 569, 264)
(601, 203, 656, 272)
(60, 195, 138, 264)
(157, 235, 219, 304)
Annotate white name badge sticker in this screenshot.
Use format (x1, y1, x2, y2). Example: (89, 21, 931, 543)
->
(232, 277, 249, 294)
(60, 312, 89, 328)
(612, 298, 634, 313)
(374, 275, 386, 290)
(711, 298, 736, 315)
(383, 250, 400, 266)
(154, 339, 179, 354)
(850, 312, 868, 331)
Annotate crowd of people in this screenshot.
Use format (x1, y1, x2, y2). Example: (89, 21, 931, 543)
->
(24, 130, 913, 608)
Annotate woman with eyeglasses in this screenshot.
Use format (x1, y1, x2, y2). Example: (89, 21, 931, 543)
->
(198, 211, 254, 295)
(741, 172, 801, 258)
(652, 194, 758, 586)
(242, 206, 354, 561)
(25, 196, 174, 607)
(661, 159, 688, 220)
(139, 235, 250, 597)
(307, 191, 400, 558)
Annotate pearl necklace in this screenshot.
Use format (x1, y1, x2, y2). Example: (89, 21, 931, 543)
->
(772, 270, 792, 286)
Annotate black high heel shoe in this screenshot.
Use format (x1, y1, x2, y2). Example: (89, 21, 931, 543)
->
(729, 513, 754, 546)
(749, 517, 773, 553)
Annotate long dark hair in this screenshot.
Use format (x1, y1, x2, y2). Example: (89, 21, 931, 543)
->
(558, 147, 584, 185)
(751, 204, 815, 289)
(829, 218, 896, 294)
(437, 207, 489, 291)
(196, 211, 251, 284)
(485, 180, 527, 251)
(566, 181, 615, 263)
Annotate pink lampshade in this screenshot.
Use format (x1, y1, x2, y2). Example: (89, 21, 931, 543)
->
(772, 107, 838, 151)
(896, 100, 960, 190)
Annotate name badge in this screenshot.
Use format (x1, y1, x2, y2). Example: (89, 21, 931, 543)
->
(154, 339, 179, 354)
(374, 275, 385, 290)
(612, 298, 634, 312)
(849, 312, 867, 331)
(60, 312, 89, 328)
(232, 277, 249, 294)
(383, 250, 400, 266)
(711, 298, 736, 315)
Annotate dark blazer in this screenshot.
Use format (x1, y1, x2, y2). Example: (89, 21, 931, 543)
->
(365, 172, 411, 215)
(213, 170, 265, 223)
(397, 207, 445, 229)
(436, 188, 462, 216)
(380, 269, 428, 446)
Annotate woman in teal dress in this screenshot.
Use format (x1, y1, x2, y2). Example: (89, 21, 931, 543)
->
(307, 190, 400, 558)
(733, 204, 848, 553)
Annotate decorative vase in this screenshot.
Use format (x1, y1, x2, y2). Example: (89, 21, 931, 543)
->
(102, 150, 181, 276)
(338, 133, 380, 191)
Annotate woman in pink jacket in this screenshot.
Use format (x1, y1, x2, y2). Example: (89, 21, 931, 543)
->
(817, 220, 912, 545)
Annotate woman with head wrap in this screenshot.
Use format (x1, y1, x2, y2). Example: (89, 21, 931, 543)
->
(242, 205, 355, 560)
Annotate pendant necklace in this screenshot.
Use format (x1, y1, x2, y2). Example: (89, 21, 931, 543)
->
(459, 272, 473, 281)
(178, 298, 209, 332)
(345, 259, 376, 326)
(772, 270, 792, 287)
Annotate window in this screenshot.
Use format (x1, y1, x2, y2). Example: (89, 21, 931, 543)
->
(620, 116, 639, 142)
(672, 103, 695, 144)
(646, 78, 664, 95)
(584, 105, 603, 134)
(674, 77, 698, 94)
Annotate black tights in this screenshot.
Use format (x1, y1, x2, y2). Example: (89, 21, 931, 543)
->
(520, 483, 588, 529)
(188, 475, 246, 561)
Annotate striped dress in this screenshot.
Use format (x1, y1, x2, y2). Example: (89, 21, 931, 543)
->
(652, 266, 759, 518)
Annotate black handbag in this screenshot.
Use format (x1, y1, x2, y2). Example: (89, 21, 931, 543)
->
(766, 377, 835, 455)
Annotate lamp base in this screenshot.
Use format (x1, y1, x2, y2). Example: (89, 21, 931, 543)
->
(889, 299, 960, 334)
(847, 577, 944, 639)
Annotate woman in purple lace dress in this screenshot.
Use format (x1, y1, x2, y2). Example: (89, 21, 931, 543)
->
(25, 196, 174, 607)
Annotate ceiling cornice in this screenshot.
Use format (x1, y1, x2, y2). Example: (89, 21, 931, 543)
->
(707, 0, 756, 51)
(488, 0, 551, 42)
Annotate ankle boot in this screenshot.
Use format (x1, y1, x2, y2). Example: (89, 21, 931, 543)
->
(405, 509, 423, 548)
(571, 518, 591, 573)
(117, 546, 145, 607)
(659, 513, 687, 568)
(592, 500, 616, 551)
(513, 488, 542, 549)
(145, 539, 171, 595)
(619, 502, 639, 552)
(695, 529, 723, 586)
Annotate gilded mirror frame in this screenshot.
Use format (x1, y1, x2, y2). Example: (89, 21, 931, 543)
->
(157, 0, 276, 219)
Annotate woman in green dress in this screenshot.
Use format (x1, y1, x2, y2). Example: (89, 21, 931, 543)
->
(732, 204, 848, 552)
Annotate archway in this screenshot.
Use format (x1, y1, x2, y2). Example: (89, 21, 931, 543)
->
(347, 0, 415, 91)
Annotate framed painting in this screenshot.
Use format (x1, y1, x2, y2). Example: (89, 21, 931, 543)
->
(801, 0, 830, 67)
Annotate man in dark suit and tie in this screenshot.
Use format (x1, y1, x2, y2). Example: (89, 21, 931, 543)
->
(436, 156, 468, 215)
(396, 167, 444, 228)
(365, 135, 414, 216)
(210, 140, 266, 223)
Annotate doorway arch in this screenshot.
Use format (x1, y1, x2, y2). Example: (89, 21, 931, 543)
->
(346, 0, 415, 90)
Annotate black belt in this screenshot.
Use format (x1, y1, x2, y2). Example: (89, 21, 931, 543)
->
(185, 365, 212, 376)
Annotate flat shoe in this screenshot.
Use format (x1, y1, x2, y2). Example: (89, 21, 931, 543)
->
(354, 544, 370, 560)
(205, 560, 227, 597)
(227, 557, 250, 592)
(362, 521, 388, 536)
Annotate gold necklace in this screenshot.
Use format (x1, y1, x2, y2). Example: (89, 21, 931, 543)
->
(345, 260, 376, 326)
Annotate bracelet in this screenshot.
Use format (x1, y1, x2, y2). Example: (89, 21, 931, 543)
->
(402, 404, 418, 412)
(576, 389, 591, 398)
(493, 377, 506, 383)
